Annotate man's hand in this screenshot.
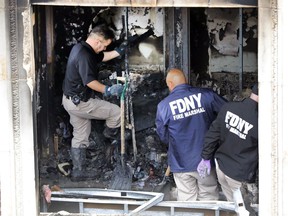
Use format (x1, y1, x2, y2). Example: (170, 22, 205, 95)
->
(104, 84, 123, 97)
(114, 41, 128, 56)
(197, 159, 211, 178)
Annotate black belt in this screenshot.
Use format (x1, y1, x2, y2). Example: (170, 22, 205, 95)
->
(65, 94, 90, 103)
(65, 93, 97, 102)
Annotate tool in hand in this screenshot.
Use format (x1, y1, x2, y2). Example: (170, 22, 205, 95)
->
(158, 165, 171, 185)
(153, 166, 171, 192)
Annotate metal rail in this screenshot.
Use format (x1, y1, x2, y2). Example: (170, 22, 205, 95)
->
(41, 188, 237, 216)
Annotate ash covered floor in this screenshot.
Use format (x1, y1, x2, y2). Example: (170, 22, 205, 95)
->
(39, 69, 174, 194)
(39, 69, 257, 201)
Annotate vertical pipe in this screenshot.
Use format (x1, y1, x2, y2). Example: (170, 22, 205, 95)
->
(124, 8, 129, 72)
(120, 91, 125, 167)
(124, 8, 137, 162)
(120, 10, 129, 167)
(239, 8, 243, 92)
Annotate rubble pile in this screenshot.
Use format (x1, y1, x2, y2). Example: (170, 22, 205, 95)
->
(39, 6, 258, 208)
(40, 66, 173, 191)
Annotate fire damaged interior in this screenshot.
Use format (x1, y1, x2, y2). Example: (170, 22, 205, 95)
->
(34, 5, 258, 212)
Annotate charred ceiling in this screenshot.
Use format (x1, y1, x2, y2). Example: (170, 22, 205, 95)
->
(30, 0, 257, 7)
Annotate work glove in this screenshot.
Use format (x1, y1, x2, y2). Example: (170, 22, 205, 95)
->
(197, 159, 211, 178)
(114, 41, 128, 56)
(104, 84, 123, 97)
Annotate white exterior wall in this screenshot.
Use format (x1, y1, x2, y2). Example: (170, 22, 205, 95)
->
(258, 0, 288, 215)
(0, 1, 17, 215)
(0, 1, 37, 215)
(278, 2, 288, 214)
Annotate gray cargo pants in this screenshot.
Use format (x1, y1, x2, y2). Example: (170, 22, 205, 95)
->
(173, 168, 219, 201)
(215, 159, 242, 202)
(62, 95, 121, 148)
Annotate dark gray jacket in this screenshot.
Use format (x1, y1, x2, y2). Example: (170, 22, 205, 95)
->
(202, 98, 258, 182)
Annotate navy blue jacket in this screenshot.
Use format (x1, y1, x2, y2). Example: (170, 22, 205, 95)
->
(155, 84, 226, 173)
(201, 98, 258, 182)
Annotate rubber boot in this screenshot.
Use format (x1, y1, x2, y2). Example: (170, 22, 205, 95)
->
(70, 147, 97, 182)
(103, 126, 131, 141)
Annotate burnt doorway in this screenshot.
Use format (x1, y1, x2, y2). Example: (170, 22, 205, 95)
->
(33, 5, 258, 213)
(190, 8, 210, 84)
(34, 5, 170, 198)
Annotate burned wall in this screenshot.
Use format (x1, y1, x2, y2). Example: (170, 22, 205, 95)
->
(38, 6, 258, 208)
(190, 8, 258, 98)
(104, 7, 165, 67)
(52, 6, 166, 132)
(39, 6, 168, 193)
(54, 6, 164, 91)
(207, 8, 257, 73)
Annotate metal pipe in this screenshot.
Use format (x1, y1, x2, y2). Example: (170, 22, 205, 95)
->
(124, 7, 137, 162)
(239, 8, 243, 92)
(124, 8, 129, 71)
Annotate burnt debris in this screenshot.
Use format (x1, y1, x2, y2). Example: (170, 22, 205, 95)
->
(39, 7, 258, 209)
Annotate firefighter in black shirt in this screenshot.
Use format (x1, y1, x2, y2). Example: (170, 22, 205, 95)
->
(62, 24, 127, 181)
(197, 84, 258, 215)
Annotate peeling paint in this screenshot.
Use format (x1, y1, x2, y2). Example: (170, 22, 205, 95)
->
(88, 7, 164, 66)
(207, 8, 240, 56)
(210, 51, 257, 72)
(92, 7, 164, 38)
(207, 8, 257, 73)
(22, 9, 35, 100)
(176, 21, 182, 48)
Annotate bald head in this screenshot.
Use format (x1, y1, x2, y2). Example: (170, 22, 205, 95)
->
(166, 68, 187, 91)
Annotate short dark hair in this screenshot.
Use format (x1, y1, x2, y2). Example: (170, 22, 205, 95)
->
(89, 24, 115, 40)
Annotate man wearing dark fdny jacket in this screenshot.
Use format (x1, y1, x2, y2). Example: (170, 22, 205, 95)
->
(155, 68, 226, 201)
(198, 84, 258, 215)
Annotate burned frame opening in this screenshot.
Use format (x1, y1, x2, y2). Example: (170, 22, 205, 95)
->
(33, 5, 258, 213)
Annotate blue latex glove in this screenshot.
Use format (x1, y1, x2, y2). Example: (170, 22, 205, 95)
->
(197, 159, 211, 178)
(114, 41, 128, 56)
(104, 84, 123, 97)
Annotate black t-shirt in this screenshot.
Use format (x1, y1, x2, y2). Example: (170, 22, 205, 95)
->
(62, 41, 104, 99)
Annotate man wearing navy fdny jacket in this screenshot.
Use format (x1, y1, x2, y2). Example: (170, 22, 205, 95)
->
(155, 68, 227, 201)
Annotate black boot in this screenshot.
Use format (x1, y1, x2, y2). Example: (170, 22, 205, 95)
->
(103, 126, 131, 141)
(70, 147, 97, 182)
